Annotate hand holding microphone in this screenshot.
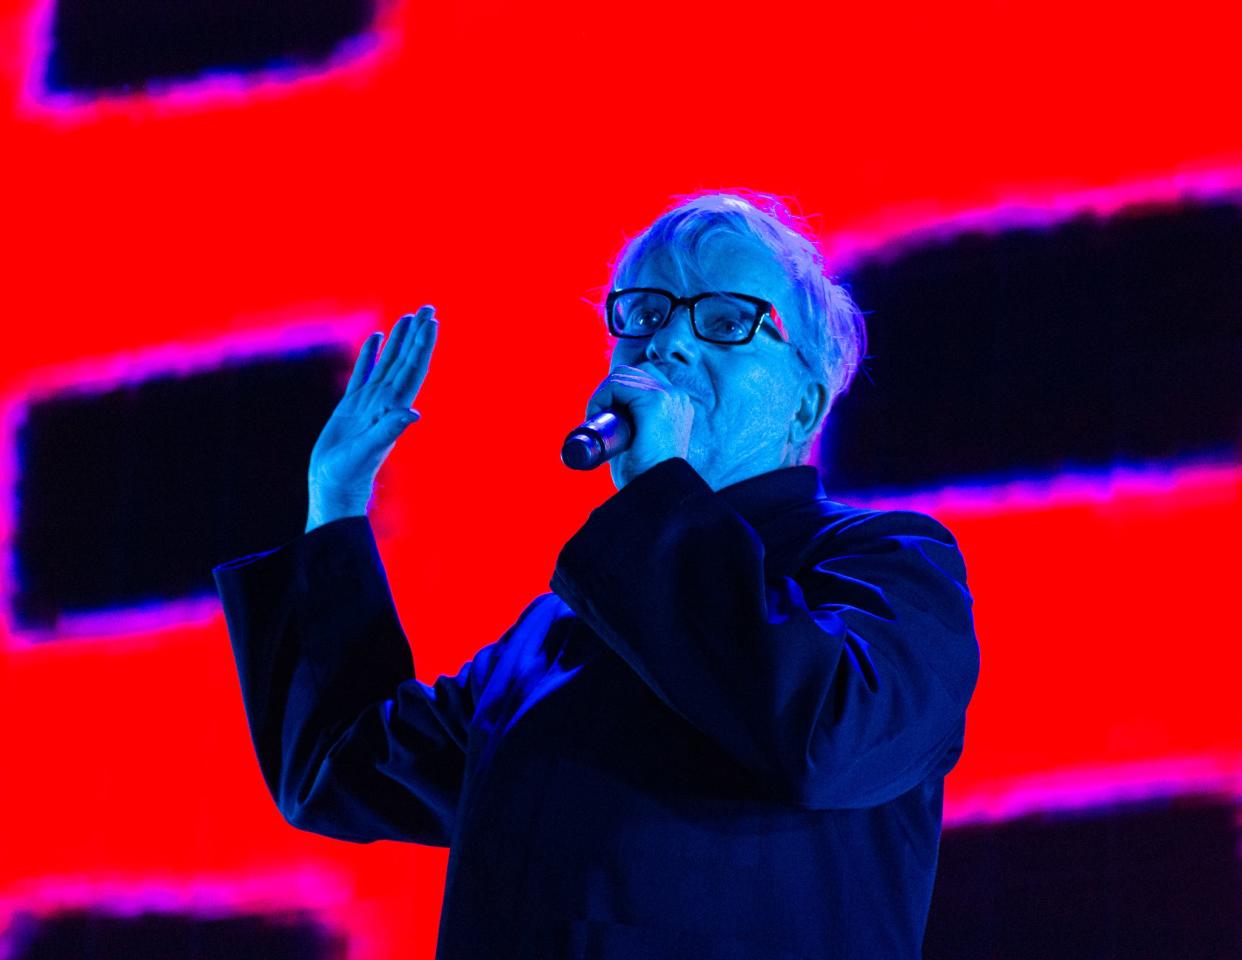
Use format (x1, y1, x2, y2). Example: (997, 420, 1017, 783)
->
(561, 363, 695, 488)
(560, 408, 635, 470)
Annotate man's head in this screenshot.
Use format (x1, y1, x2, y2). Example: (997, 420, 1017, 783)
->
(603, 191, 867, 491)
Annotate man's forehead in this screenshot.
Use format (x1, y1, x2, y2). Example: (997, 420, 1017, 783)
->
(628, 236, 791, 300)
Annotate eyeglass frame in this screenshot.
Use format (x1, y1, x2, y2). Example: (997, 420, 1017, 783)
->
(605, 287, 795, 348)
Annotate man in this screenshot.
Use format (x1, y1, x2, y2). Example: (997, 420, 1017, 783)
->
(213, 191, 980, 959)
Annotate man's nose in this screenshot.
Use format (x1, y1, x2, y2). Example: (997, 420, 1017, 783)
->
(645, 303, 699, 365)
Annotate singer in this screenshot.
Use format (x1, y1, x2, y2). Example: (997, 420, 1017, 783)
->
(212, 190, 980, 959)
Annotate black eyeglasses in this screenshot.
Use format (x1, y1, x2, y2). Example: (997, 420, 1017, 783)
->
(606, 287, 794, 346)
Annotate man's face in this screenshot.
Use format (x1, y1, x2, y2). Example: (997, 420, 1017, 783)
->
(608, 234, 817, 491)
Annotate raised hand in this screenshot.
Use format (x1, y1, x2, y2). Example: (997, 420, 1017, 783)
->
(305, 305, 439, 531)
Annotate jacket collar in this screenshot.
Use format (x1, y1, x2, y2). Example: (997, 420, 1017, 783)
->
(715, 464, 826, 527)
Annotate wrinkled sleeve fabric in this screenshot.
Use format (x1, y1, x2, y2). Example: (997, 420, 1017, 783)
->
(549, 457, 980, 810)
(212, 515, 505, 845)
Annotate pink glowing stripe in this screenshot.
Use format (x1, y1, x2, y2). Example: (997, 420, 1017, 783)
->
(13, 0, 403, 123)
(945, 752, 1242, 827)
(0, 867, 385, 960)
(834, 456, 1240, 518)
(0, 307, 382, 650)
(820, 169, 1242, 275)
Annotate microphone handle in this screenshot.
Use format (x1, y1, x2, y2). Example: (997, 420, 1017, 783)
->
(561, 409, 633, 470)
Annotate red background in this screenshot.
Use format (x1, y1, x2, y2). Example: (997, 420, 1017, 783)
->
(2, 0, 1240, 955)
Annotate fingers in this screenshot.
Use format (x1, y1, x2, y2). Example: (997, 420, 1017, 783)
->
(392, 312, 439, 401)
(629, 362, 671, 384)
(610, 365, 662, 385)
(585, 381, 627, 419)
(585, 368, 659, 418)
(372, 308, 426, 384)
(344, 331, 382, 395)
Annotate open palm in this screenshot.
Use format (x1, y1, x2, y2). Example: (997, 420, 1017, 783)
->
(308, 305, 439, 506)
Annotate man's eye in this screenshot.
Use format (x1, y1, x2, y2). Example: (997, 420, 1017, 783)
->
(704, 318, 741, 337)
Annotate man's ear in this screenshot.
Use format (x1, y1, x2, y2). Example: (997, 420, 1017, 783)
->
(790, 378, 829, 445)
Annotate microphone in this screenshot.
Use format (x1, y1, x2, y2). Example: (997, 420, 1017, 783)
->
(561, 408, 634, 470)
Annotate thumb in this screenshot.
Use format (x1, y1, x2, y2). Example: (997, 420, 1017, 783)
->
(366, 408, 421, 452)
(379, 407, 420, 425)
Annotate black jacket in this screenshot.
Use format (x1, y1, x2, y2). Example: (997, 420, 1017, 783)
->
(212, 456, 980, 959)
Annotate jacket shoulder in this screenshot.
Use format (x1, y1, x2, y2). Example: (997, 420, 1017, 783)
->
(781, 497, 958, 554)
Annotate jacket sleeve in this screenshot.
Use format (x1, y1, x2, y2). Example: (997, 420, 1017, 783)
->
(548, 456, 980, 810)
(212, 515, 506, 845)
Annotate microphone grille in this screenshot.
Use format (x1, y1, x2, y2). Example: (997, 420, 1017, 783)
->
(561, 433, 602, 470)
